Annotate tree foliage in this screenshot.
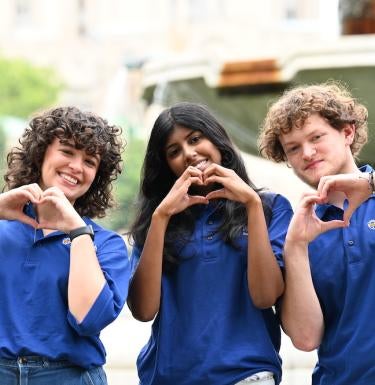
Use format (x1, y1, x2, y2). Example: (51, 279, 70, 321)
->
(99, 137, 146, 232)
(0, 56, 62, 118)
(0, 122, 6, 177)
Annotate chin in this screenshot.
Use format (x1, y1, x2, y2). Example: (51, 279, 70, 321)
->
(297, 172, 319, 188)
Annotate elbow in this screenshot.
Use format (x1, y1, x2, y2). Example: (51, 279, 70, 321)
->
(284, 325, 322, 351)
(282, 319, 324, 352)
(249, 286, 283, 309)
(132, 311, 156, 322)
(291, 335, 320, 352)
(251, 295, 277, 309)
(127, 300, 157, 322)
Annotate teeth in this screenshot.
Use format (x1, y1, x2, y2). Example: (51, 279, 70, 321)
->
(60, 173, 78, 185)
(195, 160, 207, 170)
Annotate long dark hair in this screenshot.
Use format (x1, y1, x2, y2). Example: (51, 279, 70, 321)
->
(130, 102, 271, 271)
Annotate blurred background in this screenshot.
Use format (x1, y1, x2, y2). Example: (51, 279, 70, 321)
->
(0, 0, 374, 383)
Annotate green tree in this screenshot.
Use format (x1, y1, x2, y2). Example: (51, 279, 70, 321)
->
(99, 137, 146, 232)
(0, 122, 6, 176)
(0, 56, 62, 187)
(0, 56, 62, 118)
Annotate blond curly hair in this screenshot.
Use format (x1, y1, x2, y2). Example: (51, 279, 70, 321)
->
(258, 81, 368, 162)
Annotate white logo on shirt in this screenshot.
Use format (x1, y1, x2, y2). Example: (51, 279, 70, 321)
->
(62, 237, 97, 251)
(367, 219, 375, 230)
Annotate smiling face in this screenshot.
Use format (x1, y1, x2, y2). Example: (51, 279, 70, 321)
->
(165, 125, 222, 178)
(40, 138, 100, 204)
(279, 114, 357, 187)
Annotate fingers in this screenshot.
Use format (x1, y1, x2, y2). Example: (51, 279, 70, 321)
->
(204, 174, 225, 186)
(40, 186, 66, 199)
(203, 164, 231, 181)
(18, 183, 44, 203)
(38, 195, 60, 206)
(205, 188, 226, 201)
(298, 193, 322, 209)
(17, 189, 41, 204)
(180, 166, 204, 184)
(203, 165, 241, 192)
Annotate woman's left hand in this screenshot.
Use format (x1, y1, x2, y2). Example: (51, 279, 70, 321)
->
(203, 164, 259, 205)
(36, 187, 85, 232)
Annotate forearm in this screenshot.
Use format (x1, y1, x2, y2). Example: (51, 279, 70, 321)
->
(128, 211, 169, 321)
(68, 235, 106, 323)
(281, 241, 324, 351)
(247, 199, 284, 308)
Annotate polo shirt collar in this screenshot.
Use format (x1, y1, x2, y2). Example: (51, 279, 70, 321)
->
(315, 164, 374, 219)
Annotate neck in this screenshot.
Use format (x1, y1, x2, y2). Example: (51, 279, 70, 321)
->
(326, 190, 347, 209)
(325, 160, 360, 208)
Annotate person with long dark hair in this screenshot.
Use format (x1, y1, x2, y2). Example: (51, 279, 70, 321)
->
(0, 106, 130, 385)
(128, 102, 292, 385)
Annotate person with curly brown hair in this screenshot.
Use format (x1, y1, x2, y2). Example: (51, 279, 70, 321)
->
(0, 106, 131, 385)
(258, 81, 375, 385)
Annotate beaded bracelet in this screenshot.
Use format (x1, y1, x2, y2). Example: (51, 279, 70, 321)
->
(369, 170, 375, 194)
(358, 170, 375, 194)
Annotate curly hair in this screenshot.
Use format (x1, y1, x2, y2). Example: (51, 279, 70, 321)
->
(258, 81, 368, 162)
(4, 106, 124, 218)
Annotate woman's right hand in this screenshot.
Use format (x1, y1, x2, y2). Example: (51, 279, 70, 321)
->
(0, 183, 42, 227)
(155, 166, 209, 218)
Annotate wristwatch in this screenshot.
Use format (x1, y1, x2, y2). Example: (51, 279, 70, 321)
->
(69, 225, 94, 241)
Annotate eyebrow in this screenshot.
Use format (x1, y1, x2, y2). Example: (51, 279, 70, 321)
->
(59, 141, 100, 161)
(165, 130, 196, 150)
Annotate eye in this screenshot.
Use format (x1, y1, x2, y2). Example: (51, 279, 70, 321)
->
(312, 134, 322, 142)
(189, 134, 202, 144)
(61, 149, 73, 155)
(166, 147, 180, 159)
(85, 158, 97, 167)
(286, 146, 299, 155)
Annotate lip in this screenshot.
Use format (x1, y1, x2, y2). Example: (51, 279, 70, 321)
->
(58, 171, 80, 186)
(304, 160, 322, 171)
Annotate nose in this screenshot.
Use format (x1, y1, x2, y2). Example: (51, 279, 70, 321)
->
(302, 143, 316, 160)
(68, 156, 84, 173)
(183, 145, 197, 166)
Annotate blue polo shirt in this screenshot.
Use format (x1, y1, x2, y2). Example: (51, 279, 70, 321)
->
(310, 165, 375, 385)
(131, 194, 293, 385)
(0, 204, 130, 369)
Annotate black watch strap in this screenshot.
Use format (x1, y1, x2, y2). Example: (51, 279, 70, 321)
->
(69, 225, 94, 241)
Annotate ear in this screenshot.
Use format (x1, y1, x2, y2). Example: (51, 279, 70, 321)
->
(343, 123, 355, 146)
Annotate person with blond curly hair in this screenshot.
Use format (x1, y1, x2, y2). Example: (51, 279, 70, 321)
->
(0, 106, 131, 385)
(258, 81, 375, 385)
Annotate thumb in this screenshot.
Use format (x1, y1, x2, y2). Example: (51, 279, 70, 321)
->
(18, 214, 39, 229)
(343, 206, 355, 226)
(189, 195, 209, 206)
(343, 198, 361, 226)
(321, 220, 347, 233)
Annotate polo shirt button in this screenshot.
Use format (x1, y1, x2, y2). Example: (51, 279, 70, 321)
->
(348, 240, 354, 246)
